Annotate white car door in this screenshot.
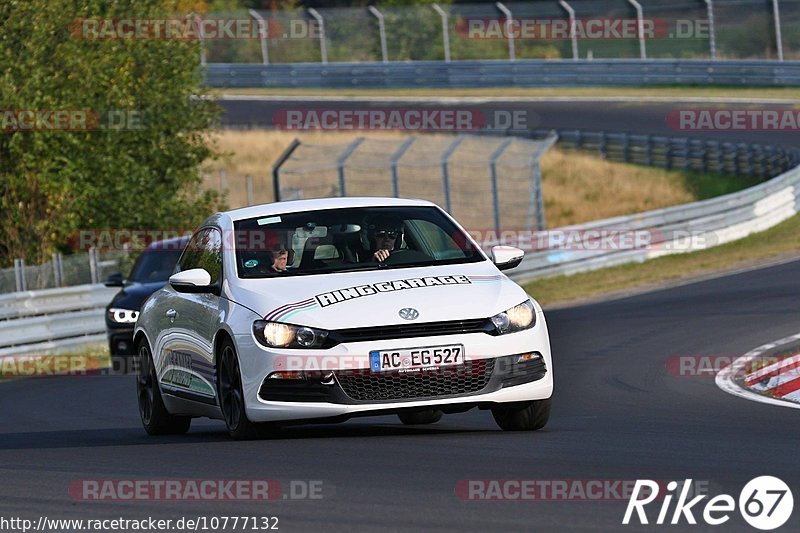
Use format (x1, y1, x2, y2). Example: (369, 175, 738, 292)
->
(159, 227, 224, 403)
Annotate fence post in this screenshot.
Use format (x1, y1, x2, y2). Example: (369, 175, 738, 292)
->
(432, 4, 451, 62)
(219, 169, 226, 193)
(529, 133, 558, 231)
(14, 259, 26, 292)
(495, 3, 516, 61)
(191, 13, 207, 67)
(337, 137, 365, 197)
(389, 136, 416, 198)
(704, 0, 717, 60)
(308, 8, 328, 64)
(246, 175, 254, 205)
(89, 247, 99, 285)
(272, 138, 301, 202)
(558, 1, 579, 61)
(489, 138, 514, 235)
(52, 253, 62, 288)
(248, 9, 270, 65)
(626, 0, 647, 59)
(773, 0, 784, 61)
(441, 136, 466, 213)
(368, 6, 389, 63)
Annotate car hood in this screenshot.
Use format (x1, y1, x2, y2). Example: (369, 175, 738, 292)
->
(225, 261, 528, 329)
(108, 281, 167, 311)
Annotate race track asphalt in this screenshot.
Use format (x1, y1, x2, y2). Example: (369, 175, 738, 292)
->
(2, 258, 800, 531)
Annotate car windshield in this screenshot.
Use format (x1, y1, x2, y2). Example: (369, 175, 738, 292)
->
(128, 247, 184, 283)
(234, 206, 485, 278)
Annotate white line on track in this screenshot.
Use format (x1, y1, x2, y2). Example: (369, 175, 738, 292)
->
(218, 95, 800, 105)
(716, 332, 800, 410)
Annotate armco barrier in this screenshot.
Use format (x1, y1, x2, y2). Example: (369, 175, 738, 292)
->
(506, 164, 800, 282)
(0, 284, 115, 355)
(205, 59, 800, 89)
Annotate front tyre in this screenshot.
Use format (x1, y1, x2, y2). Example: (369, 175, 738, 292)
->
(491, 399, 551, 431)
(136, 341, 191, 435)
(218, 339, 274, 440)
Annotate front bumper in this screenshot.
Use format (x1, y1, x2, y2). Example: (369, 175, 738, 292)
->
(106, 326, 135, 356)
(234, 312, 553, 423)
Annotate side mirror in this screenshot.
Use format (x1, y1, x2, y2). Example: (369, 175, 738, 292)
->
(169, 268, 213, 293)
(491, 246, 524, 271)
(104, 272, 124, 287)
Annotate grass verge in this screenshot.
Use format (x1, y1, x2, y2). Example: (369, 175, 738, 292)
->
(524, 213, 800, 308)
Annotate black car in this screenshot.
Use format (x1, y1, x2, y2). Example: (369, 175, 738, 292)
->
(104, 236, 189, 357)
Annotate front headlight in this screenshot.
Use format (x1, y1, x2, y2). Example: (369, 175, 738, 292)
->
(253, 320, 330, 349)
(108, 308, 139, 324)
(490, 300, 536, 335)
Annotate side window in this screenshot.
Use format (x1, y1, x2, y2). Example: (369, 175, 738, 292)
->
(176, 228, 223, 285)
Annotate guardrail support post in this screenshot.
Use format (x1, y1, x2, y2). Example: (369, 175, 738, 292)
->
(558, 1, 579, 61)
(248, 9, 270, 65)
(441, 136, 466, 213)
(308, 8, 328, 64)
(389, 136, 416, 198)
(272, 138, 301, 202)
(14, 259, 26, 292)
(772, 0, 784, 61)
(337, 137, 365, 197)
(495, 3, 516, 61)
(368, 6, 389, 64)
(432, 4, 451, 62)
(489, 138, 514, 235)
(704, 0, 717, 60)
(626, 0, 647, 59)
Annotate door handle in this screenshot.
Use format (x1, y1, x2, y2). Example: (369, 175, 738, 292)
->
(166, 309, 178, 319)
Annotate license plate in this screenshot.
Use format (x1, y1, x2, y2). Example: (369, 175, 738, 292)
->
(369, 344, 465, 372)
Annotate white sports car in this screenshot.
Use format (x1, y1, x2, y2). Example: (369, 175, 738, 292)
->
(134, 198, 553, 439)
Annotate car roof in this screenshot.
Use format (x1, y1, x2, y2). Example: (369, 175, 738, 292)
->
(144, 234, 191, 251)
(224, 197, 437, 222)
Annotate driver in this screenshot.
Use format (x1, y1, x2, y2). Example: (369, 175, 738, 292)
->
(363, 215, 404, 263)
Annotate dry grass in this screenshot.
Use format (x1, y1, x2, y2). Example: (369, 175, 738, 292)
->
(204, 129, 698, 227)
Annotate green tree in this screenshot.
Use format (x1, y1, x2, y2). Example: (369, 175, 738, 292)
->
(0, 0, 223, 266)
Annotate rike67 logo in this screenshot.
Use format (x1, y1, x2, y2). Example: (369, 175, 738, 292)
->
(623, 477, 793, 530)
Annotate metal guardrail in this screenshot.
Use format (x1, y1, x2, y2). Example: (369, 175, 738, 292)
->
(507, 162, 800, 282)
(537, 129, 800, 180)
(0, 284, 114, 355)
(205, 59, 800, 88)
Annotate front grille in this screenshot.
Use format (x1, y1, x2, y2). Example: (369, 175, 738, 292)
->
(335, 359, 495, 402)
(329, 318, 493, 344)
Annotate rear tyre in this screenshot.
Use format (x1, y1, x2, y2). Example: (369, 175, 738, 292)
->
(397, 409, 443, 425)
(218, 338, 274, 440)
(491, 399, 551, 431)
(136, 341, 191, 435)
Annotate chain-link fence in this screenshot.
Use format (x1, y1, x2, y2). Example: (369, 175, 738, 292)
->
(0, 249, 136, 294)
(273, 133, 557, 234)
(204, 1, 800, 63)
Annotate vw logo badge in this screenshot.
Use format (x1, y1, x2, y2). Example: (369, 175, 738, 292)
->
(399, 308, 419, 320)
